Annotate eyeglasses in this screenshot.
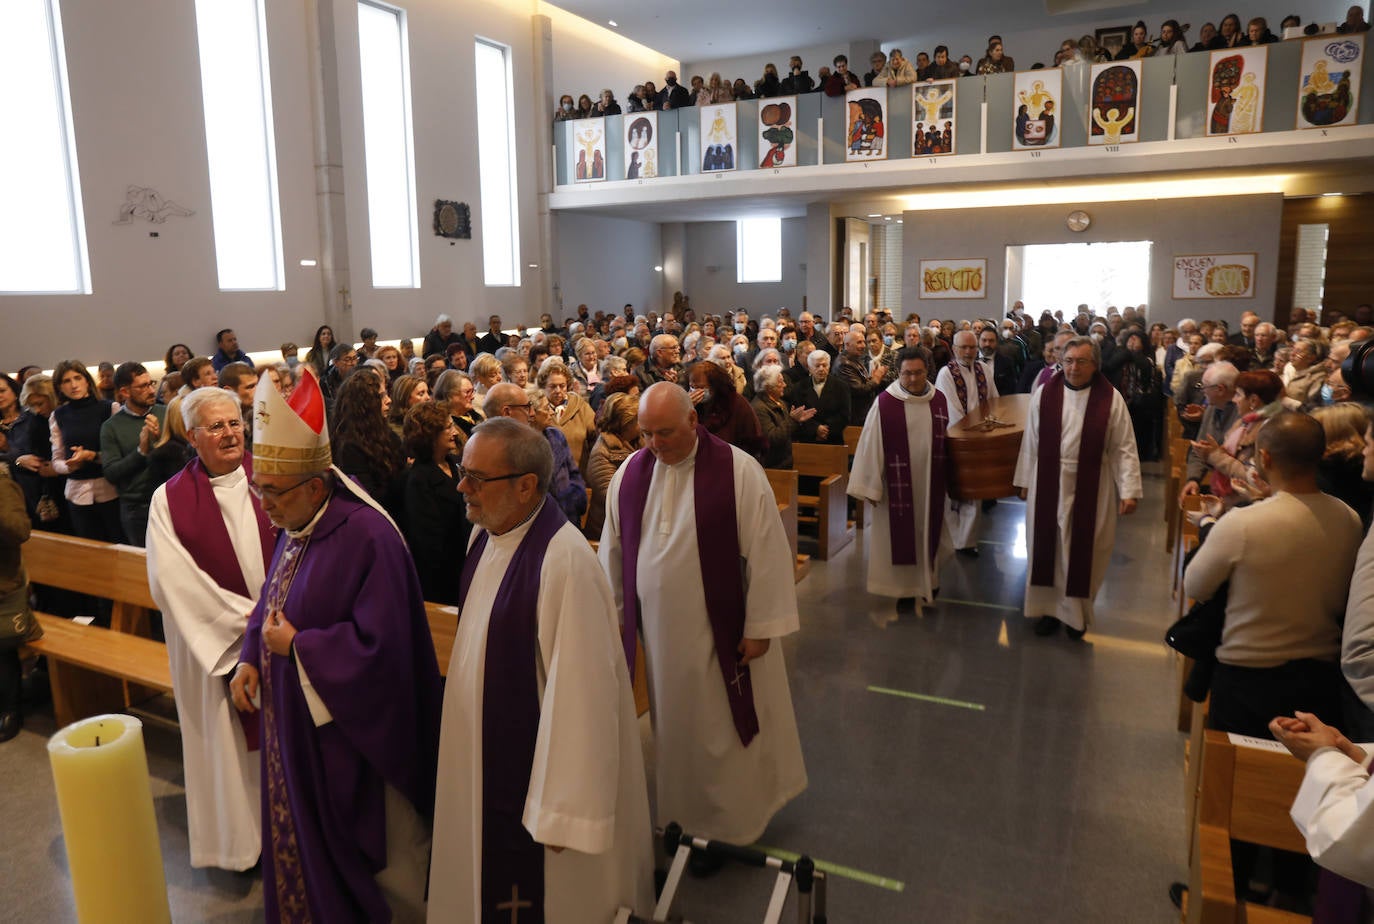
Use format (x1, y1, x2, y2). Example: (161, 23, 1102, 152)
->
(247, 475, 319, 500)
(456, 465, 529, 488)
(194, 419, 245, 438)
(505, 401, 532, 415)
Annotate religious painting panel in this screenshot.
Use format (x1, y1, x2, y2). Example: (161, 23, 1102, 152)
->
(1089, 61, 1141, 145)
(912, 80, 958, 157)
(1207, 47, 1267, 136)
(700, 103, 738, 173)
(1297, 34, 1363, 129)
(918, 258, 987, 299)
(1172, 253, 1258, 299)
(1012, 69, 1062, 150)
(624, 112, 659, 180)
(758, 96, 798, 168)
(845, 87, 888, 162)
(570, 119, 606, 183)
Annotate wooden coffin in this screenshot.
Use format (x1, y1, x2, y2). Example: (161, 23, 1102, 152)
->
(946, 394, 1030, 500)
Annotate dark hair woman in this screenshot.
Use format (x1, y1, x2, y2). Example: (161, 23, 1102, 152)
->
(50, 360, 123, 547)
(401, 402, 471, 604)
(304, 325, 336, 378)
(163, 343, 193, 376)
(330, 368, 407, 525)
(689, 360, 765, 460)
(388, 374, 430, 438)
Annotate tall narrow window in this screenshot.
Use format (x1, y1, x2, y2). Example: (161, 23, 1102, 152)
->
(358, 1, 420, 288)
(737, 218, 782, 283)
(1292, 223, 1329, 312)
(474, 39, 521, 286)
(194, 0, 284, 291)
(0, 0, 90, 294)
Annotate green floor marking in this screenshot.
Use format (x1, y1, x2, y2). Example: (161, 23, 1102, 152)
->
(751, 844, 906, 892)
(938, 597, 1020, 612)
(867, 685, 986, 712)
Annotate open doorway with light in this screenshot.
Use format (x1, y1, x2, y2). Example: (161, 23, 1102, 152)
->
(1006, 241, 1152, 316)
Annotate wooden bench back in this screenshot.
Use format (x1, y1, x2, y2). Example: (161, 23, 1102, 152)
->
(24, 530, 158, 610)
(791, 443, 849, 479)
(843, 426, 862, 458)
(765, 469, 799, 511)
(1198, 731, 1306, 853)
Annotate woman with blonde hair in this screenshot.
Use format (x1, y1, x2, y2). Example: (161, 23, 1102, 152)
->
(147, 393, 193, 490)
(1313, 403, 1374, 526)
(584, 392, 641, 538)
(468, 354, 502, 396)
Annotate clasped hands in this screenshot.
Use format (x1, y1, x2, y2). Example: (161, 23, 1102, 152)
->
(1270, 711, 1368, 766)
(228, 609, 298, 714)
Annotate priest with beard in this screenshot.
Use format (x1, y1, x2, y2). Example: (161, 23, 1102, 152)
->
(146, 386, 273, 871)
(847, 347, 954, 614)
(1014, 337, 1141, 640)
(229, 368, 443, 921)
(427, 417, 654, 922)
(600, 383, 806, 874)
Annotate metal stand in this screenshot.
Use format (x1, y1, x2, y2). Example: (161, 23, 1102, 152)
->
(615, 823, 829, 923)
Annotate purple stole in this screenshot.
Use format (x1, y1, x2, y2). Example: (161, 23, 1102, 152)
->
(165, 454, 275, 750)
(617, 426, 760, 747)
(877, 388, 948, 565)
(457, 500, 568, 924)
(1035, 364, 1059, 390)
(1029, 372, 1115, 599)
(946, 359, 989, 414)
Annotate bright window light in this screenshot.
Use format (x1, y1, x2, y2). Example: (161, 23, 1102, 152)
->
(358, 1, 421, 288)
(474, 39, 521, 287)
(1018, 241, 1152, 314)
(0, 0, 90, 294)
(737, 218, 782, 283)
(194, 0, 284, 291)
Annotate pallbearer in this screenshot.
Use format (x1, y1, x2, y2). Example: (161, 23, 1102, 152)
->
(600, 383, 806, 875)
(1014, 337, 1142, 640)
(427, 418, 654, 923)
(848, 346, 954, 612)
(935, 330, 999, 555)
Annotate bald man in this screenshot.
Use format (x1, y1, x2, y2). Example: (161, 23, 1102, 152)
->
(599, 383, 805, 871)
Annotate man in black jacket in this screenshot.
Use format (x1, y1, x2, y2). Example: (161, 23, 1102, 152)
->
(656, 71, 690, 110)
(780, 56, 814, 95)
(788, 350, 850, 444)
(476, 314, 505, 354)
(979, 328, 1019, 396)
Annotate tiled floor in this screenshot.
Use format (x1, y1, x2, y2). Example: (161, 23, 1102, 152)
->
(0, 469, 1186, 922)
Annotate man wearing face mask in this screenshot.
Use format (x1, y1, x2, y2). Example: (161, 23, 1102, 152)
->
(657, 71, 690, 111)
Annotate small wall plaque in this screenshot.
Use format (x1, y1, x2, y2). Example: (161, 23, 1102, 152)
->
(433, 200, 471, 239)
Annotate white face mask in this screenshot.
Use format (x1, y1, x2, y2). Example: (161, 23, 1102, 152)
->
(959, 60, 971, 72)
(734, 322, 746, 332)
(700, 388, 713, 402)
(562, 101, 572, 111)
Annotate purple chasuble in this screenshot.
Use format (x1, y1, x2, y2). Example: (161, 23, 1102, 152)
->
(456, 500, 568, 924)
(618, 426, 761, 747)
(242, 492, 443, 924)
(1315, 868, 1367, 923)
(877, 389, 949, 565)
(165, 454, 275, 750)
(1029, 372, 1114, 599)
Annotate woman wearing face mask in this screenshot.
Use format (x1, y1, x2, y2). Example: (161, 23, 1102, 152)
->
(554, 94, 576, 121)
(689, 358, 765, 461)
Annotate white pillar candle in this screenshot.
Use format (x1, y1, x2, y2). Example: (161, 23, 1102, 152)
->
(47, 714, 171, 924)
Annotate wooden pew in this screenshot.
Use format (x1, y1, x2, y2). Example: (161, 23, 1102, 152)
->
(27, 614, 172, 728)
(764, 468, 811, 584)
(791, 443, 854, 560)
(843, 425, 865, 529)
(1186, 730, 1311, 924)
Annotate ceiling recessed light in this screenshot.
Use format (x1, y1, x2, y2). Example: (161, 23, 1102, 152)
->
(1322, 192, 1344, 197)
(607, 19, 617, 26)
(654, 265, 663, 272)
(299, 259, 317, 267)
(867, 213, 881, 218)
(884, 216, 892, 221)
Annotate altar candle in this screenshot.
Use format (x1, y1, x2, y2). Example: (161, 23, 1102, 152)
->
(47, 714, 171, 924)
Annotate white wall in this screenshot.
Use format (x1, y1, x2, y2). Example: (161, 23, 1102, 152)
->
(883, 1, 1354, 71)
(2, 0, 324, 370)
(553, 212, 663, 316)
(681, 217, 807, 314)
(541, 2, 678, 107)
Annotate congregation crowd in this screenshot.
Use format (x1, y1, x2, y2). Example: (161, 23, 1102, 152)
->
(9, 286, 1374, 917)
(554, 5, 1371, 122)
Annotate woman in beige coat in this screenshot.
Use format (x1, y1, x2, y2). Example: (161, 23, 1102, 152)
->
(539, 360, 597, 474)
(584, 393, 641, 538)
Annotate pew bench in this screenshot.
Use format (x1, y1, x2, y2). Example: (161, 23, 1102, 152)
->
(790, 443, 854, 561)
(1185, 730, 1311, 924)
(26, 614, 173, 728)
(764, 468, 812, 584)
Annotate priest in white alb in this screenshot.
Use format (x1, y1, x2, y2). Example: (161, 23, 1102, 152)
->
(428, 417, 654, 923)
(935, 330, 999, 555)
(600, 383, 806, 873)
(1014, 337, 1141, 640)
(146, 387, 273, 870)
(848, 346, 953, 611)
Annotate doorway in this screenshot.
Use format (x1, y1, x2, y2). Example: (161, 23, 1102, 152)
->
(1006, 240, 1152, 315)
